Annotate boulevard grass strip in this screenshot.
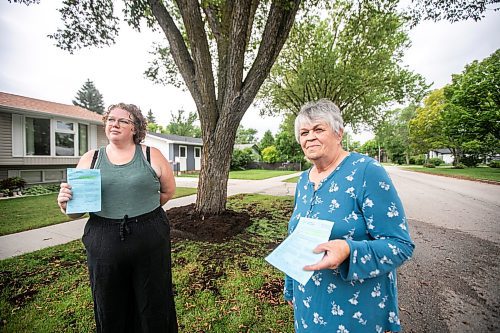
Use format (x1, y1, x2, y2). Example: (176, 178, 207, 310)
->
(402, 166, 500, 183)
(0, 187, 198, 236)
(0, 194, 295, 333)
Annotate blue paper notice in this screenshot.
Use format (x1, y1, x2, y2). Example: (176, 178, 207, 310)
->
(265, 217, 334, 285)
(66, 168, 101, 214)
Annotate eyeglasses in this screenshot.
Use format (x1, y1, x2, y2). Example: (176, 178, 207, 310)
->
(106, 117, 134, 126)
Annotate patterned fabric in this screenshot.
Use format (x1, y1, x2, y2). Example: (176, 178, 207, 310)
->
(284, 152, 414, 333)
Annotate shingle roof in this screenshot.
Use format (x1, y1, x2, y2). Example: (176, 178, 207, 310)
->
(0, 91, 102, 123)
(147, 132, 203, 145)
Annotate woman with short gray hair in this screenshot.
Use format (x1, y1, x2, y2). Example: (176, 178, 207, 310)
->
(283, 99, 414, 332)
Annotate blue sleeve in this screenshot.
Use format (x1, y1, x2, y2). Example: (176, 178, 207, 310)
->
(340, 162, 415, 281)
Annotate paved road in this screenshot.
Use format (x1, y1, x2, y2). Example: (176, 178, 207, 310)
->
(386, 166, 500, 244)
(384, 167, 500, 332)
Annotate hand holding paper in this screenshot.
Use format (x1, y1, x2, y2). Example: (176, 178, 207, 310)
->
(66, 168, 102, 214)
(265, 217, 334, 285)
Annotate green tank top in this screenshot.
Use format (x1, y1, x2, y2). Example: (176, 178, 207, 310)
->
(94, 145, 160, 219)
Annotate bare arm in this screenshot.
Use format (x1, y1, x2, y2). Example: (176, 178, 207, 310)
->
(56, 150, 95, 219)
(149, 147, 176, 206)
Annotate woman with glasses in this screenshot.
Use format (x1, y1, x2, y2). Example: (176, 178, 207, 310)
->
(57, 103, 178, 332)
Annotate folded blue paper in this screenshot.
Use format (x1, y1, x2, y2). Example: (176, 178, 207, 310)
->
(265, 217, 334, 285)
(66, 168, 101, 214)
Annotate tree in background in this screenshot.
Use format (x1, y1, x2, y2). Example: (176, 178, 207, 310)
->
(442, 49, 500, 166)
(146, 109, 156, 124)
(72, 79, 105, 114)
(259, 130, 275, 150)
(359, 139, 380, 159)
(341, 132, 360, 152)
(260, 0, 428, 131)
(165, 109, 201, 138)
(375, 105, 416, 164)
(235, 125, 258, 144)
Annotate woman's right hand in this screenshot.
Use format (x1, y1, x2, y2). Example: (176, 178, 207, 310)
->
(57, 183, 72, 214)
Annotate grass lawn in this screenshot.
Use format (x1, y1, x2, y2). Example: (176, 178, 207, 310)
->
(177, 169, 298, 180)
(0, 194, 295, 332)
(402, 165, 500, 182)
(0, 187, 198, 236)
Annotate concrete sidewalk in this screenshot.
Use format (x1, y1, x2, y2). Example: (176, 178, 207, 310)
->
(0, 173, 299, 260)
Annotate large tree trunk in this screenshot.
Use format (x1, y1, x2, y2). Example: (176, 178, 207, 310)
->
(148, 0, 301, 215)
(196, 111, 240, 215)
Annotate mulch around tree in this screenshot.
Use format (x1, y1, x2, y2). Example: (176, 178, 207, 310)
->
(166, 204, 253, 243)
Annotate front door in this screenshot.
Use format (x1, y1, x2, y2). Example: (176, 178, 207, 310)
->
(194, 147, 201, 170)
(178, 145, 187, 171)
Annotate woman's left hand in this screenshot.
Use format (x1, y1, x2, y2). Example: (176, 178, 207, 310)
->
(303, 240, 350, 271)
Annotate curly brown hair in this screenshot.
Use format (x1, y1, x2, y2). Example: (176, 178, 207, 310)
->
(103, 103, 147, 144)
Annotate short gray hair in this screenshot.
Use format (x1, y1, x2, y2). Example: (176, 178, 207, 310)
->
(294, 99, 344, 143)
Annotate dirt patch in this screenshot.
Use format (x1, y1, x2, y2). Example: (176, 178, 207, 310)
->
(167, 204, 253, 243)
(255, 277, 286, 306)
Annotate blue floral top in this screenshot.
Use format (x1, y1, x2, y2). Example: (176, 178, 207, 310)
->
(284, 152, 414, 333)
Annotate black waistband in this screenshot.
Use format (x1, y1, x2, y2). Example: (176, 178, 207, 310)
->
(90, 206, 163, 223)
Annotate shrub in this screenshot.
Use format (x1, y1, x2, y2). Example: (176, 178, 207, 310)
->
(0, 177, 27, 196)
(453, 163, 466, 169)
(22, 184, 59, 196)
(488, 160, 500, 168)
(411, 155, 425, 165)
(261, 146, 280, 164)
(423, 163, 435, 168)
(230, 148, 254, 170)
(461, 155, 481, 167)
(427, 157, 443, 166)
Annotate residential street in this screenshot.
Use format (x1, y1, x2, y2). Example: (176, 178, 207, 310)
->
(385, 167, 500, 332)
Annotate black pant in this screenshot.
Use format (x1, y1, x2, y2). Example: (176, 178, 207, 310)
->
(83, 207, 178, 333)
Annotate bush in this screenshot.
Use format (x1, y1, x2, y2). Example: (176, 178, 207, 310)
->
(230, 148, 254, 170)
(22, 184, 59, 196)
(488, 160, 500, 168)
(427, 157, 443, 166)
(453, 163, 466, 169)
(423, 163, 435, 168)
(461, 155, 481, 167)
(261, 146, 280, 164)
(410, 155, 425, 165)
(0, 177, 27, 196)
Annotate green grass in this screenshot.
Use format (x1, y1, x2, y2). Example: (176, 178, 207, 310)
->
(283, 176, 300, 183)
(402, 165, 500, 182)
(0, 187, 198, 236)
(0, 194, 295, 332)
(177, 169, 298, 180)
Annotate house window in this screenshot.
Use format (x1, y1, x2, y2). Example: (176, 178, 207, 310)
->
(19, 169, 66, 184)
(78, 124, 88, 155)
(25, 117, 50, 156)
(24, 117, 89, 157)
(194, 147, 201, 158)
(55, 120, 75, 156)
(179, 146, 187, 158)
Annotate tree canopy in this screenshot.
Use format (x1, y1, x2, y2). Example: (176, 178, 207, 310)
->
(165, 109, 201, 138)
(235, 125, 258, 144)
(260, 0, 428, 131)
(72, 79, 105, 114)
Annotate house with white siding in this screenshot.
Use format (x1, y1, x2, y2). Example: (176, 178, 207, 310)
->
(0, 91, 107, 184)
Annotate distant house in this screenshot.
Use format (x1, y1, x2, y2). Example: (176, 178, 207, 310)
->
(429, 148, 454, 164)
(0, 91, 107, 184)
(144, 132, 203, 172)
(234, 143, 261, 161)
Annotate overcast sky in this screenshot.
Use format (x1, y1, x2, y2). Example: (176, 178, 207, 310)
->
(0, 2, 499, 142)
